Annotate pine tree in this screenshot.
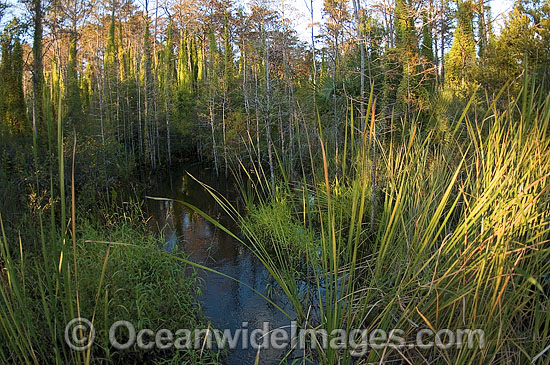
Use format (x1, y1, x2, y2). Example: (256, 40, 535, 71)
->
(477, 0, 490, 57)
(190, 36, 198, 89)
(208, 27, 219, 175)
(11, 36, 27, 133)
(394, 0, 415, 52)
(81, 63, 93, 112)
(394, 0, 421, 113)
(163, 18, 175, 164)
(421, 14, 436, 90)
(104, 13, 118, 137)
(177, 30, 190, 91)
(0, 20, 27, 135)
(222, 10, 235, 174)
(65, 30, 83, 126)
(141, 18, 155, 167)
(31, 0, 43, 140)
(446, 0, 476, 90)
(421, 15, 434, 65)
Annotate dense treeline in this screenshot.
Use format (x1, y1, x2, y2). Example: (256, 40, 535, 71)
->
(0, 0, 548, 177)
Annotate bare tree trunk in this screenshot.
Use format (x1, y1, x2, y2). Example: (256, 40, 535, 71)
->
(98, 79, 105, 146)
(370, 99, 377, 229)
(222, 91, 228, 176)
(254, 66, 261, 172)
(165, 100, 171, 165)
(281, 0, 295, 177)
(288, 85, 295, 177)
(478, 0, 488, 56)
(440, 10, 445, 87)
(242, 45, 253, 166)
(352, 0, 366, 129)
(155, 103, 160, 167)
(264, 26, 274, 193)
(210, 99, 219, 176)
(433, 0, 439, 85)
(31, 0, 43, 149)
(137, 55, 143, 159)
(96, 26, 105, 146)
(128, 91, 134, 156)
(309, 0, 317, 111)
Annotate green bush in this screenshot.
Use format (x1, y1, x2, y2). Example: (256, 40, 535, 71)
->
(0, 208, 221, 364)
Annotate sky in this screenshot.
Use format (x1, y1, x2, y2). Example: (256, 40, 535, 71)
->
(292, 0, 516, 43)
(1, 0, 517, 44)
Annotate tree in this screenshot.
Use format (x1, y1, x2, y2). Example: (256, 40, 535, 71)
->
(421, 12, 436, 91)
(0, 19, 27, 135)
(394, 0, 424, 113)
(476, 0, 490, 57)
(162, 17, 175, 164)
(445, 0, 476, 90)
(65, 29, 84, 126)
(351, 0, 366, 128)
(31, 0, 44, 141)
(207, 27, 219, 175)
(476, 0, 550, 94)
(104, 12, 118, 138)
(56, 0, 93, 127)
(222, 9, 234, 174)
(141, 15, 155, 167)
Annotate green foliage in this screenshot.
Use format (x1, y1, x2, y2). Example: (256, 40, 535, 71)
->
(0, 84, 218, 363)
(223, 11, 235, 92)
(475, 0, 550, 94)
(65, 33, 84, 127)
(421, 15, 436, 91)
(394, 0, 416, 52)
(241, 197, 318, 267)
(421, 16, 434, 64)
(446, 0, 476, 91)
(104, 15, 117, 77)
(177, 30, 190, 91)
(215, 82, 550, 363)
(104, 14, 118, 128)
(0, 205, 220, 363)
(3, 2, 550, 363)
(392, 0, 434, 114)
(0, 19, 27, 135)
(74, 217, 218, 363)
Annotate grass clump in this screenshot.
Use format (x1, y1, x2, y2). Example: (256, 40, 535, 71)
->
(0, 205, 221, 364)
(76, 218, 219, 363)
(241, 197, 318, 267)
(205, 79, 550, 364)
(0, 94, 220, 364)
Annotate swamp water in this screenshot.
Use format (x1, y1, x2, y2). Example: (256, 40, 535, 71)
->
(145, 164, 296, 364)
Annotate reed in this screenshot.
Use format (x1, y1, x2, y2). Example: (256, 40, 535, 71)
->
(207, 78, 550, 363)
(0, 94, 218, 363)
(0, 92, 93, 363)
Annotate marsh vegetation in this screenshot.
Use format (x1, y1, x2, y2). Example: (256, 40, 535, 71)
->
(0, 0, 549, 363)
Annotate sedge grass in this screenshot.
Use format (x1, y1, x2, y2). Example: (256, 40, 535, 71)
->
(0, 91, 220, 363)
(201, 79, 550, 364)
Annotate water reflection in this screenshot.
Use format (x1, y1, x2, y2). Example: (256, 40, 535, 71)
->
(146, 164, 295, 364)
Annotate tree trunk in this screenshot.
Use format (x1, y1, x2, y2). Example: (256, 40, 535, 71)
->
(31, 0, 43, 145)
(352, 0, 366, 129)
(263, 24, 274, 193)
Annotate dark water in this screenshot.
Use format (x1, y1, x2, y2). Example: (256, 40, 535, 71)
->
(145, 163, 295, 364)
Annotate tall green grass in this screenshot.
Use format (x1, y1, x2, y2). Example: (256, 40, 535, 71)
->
(4, 78, 547, 364)
(205, 79, 550, 363)
(0, 94, 89, 363)
(0, 94, 219, 364)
